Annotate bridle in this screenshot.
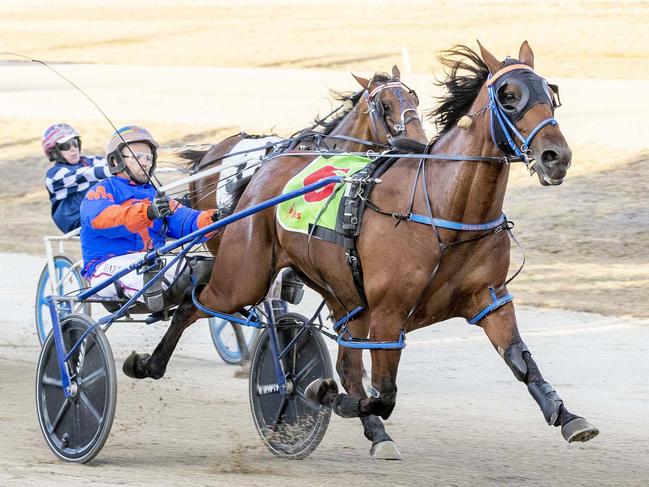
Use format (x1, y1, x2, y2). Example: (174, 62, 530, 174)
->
(365, 80, 421, 140)
(485, 63, 562, 174)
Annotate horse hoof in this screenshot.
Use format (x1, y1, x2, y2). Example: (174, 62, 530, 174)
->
(561, 417, 599, 443)
(122, 351, 150, 379)
(305, 378, 338, 404)
(370, 440, 402, 460)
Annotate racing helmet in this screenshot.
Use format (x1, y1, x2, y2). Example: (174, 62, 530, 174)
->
(42, 124, 81, 161)
(105, 125, 159, 175)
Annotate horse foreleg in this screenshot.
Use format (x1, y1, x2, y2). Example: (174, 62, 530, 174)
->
(479, 302, 599, 443)
(122, 293, 202, 380)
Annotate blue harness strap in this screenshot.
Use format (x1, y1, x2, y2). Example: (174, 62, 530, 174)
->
(334, 306, 406, 349)
(467, 287, 514, 325)
(408, 213, 506, 231)
(337, 329, 406, 350)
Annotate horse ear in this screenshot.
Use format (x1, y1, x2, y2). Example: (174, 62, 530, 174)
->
(352, 73, 370, 89)
(476, 40, 501, 75)
(392, 65, 401, 80)
(518, 40, 535, 68)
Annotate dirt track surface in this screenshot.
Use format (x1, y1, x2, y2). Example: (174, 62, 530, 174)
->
(1, 253, 649, 486)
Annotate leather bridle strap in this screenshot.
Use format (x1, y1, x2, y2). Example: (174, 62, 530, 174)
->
(485, 64, 534, 87)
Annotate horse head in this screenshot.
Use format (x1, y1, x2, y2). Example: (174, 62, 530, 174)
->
(478, 41, 571, 185)
(350, 66, 428, 147)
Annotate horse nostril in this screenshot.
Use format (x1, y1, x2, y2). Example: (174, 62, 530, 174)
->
(542, 149, 559, 166)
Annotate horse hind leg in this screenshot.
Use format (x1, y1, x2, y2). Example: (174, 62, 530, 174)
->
(306, 312, 403, 459)
(123, 291, 203, 380)
(479, 303, 599, 443)
(337, 338, 401, 459)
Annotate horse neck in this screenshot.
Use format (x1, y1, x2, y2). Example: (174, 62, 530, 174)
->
(429, 93, 510, 223)
(324, 100, 378, 152)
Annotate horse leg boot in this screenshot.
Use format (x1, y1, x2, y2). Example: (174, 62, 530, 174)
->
(123, 292, 203, 379)
(480, 304, 599, 443)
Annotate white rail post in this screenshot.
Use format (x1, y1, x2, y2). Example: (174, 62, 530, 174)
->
(401, 47, 412, 73)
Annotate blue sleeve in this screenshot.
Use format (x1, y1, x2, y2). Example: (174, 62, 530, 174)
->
(166, 205, 203, 239)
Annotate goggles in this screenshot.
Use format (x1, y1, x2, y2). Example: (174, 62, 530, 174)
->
(121, 152, 154, 163)
(57, 138, 80, 151)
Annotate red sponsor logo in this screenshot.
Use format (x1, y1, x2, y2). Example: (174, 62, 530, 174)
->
(303, 165, 349, 203)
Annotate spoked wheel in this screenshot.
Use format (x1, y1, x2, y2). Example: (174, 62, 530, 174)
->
(249, 313, 332, 459)
(209, 316, 259, 365)
(35, 256, 90, 345)
(36, 314, 116, 463)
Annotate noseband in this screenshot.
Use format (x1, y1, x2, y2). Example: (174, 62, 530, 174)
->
(366, 81, 420, 139)
(486, 64, 559, 173)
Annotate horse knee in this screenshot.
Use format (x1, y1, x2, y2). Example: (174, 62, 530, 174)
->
(359, 387, 397, 420)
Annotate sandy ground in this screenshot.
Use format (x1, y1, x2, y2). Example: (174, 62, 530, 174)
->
(2, 0, 648, 79)
(1, 253, 649, 486)
(1, 1, 648, 485)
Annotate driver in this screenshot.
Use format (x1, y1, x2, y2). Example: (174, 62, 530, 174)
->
(43, 123, 110, 233)
(79, 125, 217, 310)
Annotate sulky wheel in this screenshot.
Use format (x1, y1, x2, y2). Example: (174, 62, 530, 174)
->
(209, 317, 258, 365)
(249, 313, 332, 459)
(35, 314, 116, 463)
(35, 256, 89, 345)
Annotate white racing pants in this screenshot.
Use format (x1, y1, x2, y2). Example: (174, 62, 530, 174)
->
(88, 252, 186, 301)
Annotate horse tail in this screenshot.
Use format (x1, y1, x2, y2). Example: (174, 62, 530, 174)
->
(179, 148, 211, 172)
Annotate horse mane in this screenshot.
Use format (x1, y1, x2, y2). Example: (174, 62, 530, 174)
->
(307, 72, 393, 135)
(427, 45, 489, 142)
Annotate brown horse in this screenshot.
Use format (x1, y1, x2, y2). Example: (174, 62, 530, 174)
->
(125, 42, 599, 458)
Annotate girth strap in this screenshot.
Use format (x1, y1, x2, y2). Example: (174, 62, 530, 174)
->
(339, 154, 400, 305)
(408, 213, 507, 231)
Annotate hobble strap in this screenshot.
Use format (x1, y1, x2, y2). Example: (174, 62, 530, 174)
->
(468, 287, 514, 325)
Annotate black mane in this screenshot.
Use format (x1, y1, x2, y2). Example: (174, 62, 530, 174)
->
(427, 45, 489, 141)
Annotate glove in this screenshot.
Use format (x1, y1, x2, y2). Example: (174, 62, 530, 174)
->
(147, 195, 172, 220)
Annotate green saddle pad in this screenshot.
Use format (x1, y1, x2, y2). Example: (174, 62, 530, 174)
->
(277, 154, 372, 235)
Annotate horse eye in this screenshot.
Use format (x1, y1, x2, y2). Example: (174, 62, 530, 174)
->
(381, 102, 390, 112)
(498, 90, 516, 104)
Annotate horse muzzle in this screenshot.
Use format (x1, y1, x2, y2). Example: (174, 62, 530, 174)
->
(531, 145, 572, 186)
